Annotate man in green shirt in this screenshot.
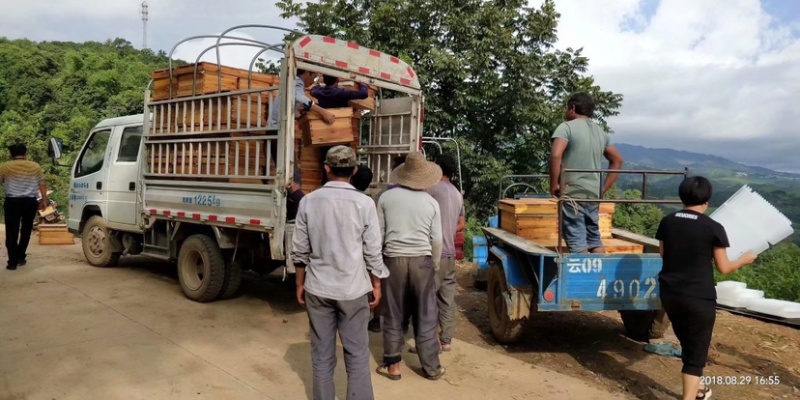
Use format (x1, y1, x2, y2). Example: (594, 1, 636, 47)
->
(549, 92, 624, 254)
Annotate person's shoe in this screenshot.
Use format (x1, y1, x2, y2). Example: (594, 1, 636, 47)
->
(6, 265, 17, 270)
(368, 318, 381, 333)
(425, 366, 446, 381)
(18, 259, 26, 266)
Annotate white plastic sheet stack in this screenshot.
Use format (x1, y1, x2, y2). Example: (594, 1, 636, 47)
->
(709, 185, 794, 259)
(715, 281, 764, 308)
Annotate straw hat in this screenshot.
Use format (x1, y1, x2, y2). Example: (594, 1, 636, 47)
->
(390, 152, 443, 190)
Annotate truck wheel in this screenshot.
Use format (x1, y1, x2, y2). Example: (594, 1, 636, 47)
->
(619, 310, 671, 341)
(81, 216, 121, 267)
(177, 235, 225, 302)
(487, 262, 525, 344)
(217, 260, 243, 300)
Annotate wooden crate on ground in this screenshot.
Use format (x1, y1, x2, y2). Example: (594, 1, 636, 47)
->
(300, 108, 358, 146)
(497, 198, 640, 253)
(38, 224, 75, 245)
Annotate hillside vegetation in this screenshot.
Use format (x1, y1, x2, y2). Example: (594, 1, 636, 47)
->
(0, 37, 171, 208)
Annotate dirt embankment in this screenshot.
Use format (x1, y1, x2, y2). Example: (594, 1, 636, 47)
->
(452, 262, 800, 400)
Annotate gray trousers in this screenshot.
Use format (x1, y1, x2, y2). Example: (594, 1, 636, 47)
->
(305, 292, 374, 400)
(435, 257, 457, 344)
(381, 256, 441, 375)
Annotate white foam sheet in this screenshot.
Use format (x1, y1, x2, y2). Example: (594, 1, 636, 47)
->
(717, 281, 747, 290)
(746, 298, 800, 319)
(716, 286, 764, 308)
(710, 185, 794, 258)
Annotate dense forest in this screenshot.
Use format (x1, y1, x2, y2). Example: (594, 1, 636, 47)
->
(0, 37, 171, 208)
(2, 0, 798, 302)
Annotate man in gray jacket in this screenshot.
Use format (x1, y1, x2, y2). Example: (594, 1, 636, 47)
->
(376, 151, 445, 381)
(292, 146, 388, 400)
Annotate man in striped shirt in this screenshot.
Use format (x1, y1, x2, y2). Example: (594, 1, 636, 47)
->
(0, 144, 48, 270)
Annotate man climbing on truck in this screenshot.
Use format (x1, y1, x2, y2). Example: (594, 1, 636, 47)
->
(269, 68, 335, 127)
(549, 92, 624, 254)
(311, 75, 370, 109)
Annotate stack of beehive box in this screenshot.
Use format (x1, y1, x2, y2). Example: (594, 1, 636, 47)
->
(295, 80, 373, 192)
(497, 198, 643, 254)
(149, 62, 281, 183)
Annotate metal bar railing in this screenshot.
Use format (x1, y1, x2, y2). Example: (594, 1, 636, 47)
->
(555, 167, 689, 255)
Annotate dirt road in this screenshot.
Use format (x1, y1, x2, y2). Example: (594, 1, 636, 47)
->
(453, 263, 800, 400)
(0, 235, 630, 400)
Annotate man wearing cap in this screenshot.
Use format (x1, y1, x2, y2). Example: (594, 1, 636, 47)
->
(292, 146, 388, 400)
(376, 151, 446, 381)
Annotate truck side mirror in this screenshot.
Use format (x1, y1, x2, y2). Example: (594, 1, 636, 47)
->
(48, 137, 63, 159)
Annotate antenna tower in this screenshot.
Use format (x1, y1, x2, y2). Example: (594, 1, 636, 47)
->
(141, 1, 149, 49)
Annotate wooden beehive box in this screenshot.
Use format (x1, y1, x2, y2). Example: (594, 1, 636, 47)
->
(301, 108, 359, 146)
(38, 224, 75, 245)
(497, 198, 642, 254)
(151, 62, 279, 101)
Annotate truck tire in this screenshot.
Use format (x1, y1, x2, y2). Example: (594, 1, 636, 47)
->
(619, 309, 671, 342)
(177, 234, 226, 302)
(81, 216, 121, 267)
(217, 260, 243, 300)
(487, 262, 525, 344)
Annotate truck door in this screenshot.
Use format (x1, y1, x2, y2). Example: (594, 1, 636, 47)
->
(105, 124, 143, 228)
(360, 96, 420, 189)
(68, 128, 113, 232)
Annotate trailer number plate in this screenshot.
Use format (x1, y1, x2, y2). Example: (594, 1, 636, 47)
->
(596, 277, 658, 299)
(567, 258, 602, 274)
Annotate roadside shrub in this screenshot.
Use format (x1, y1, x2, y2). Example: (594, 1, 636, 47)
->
(716, 242, 800, 302)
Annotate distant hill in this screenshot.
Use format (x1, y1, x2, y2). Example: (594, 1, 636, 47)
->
(613, 143, 799, 246)
(615, 143, 800, 181)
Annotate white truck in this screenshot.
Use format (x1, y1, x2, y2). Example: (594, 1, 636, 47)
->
(50, 27, 424, 302)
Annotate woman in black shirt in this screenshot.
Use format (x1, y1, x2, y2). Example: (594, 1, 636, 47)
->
(655, 176, 756, 400)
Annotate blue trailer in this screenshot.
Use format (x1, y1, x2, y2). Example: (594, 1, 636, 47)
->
(474, 170, 687, 343)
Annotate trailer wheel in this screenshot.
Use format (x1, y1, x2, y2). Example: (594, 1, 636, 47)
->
(487, 262, 524, 344)
(217, 260, 243, 300)
(619, 310, 671, 342)
(81, 216, 121, 267)
(177, 235, 226, 302)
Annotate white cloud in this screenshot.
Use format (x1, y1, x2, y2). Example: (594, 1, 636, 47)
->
(536, 0, 800, 171)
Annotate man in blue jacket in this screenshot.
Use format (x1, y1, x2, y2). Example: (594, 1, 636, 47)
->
(311, 75, 369, 109)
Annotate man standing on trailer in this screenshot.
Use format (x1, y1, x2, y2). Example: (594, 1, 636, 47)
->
(549, 92, 624, 254)
(0, 143, 48, 270)
(377, 151, 446, 381)
(292, 146, 386, 400)
(312, 75, 370, 109)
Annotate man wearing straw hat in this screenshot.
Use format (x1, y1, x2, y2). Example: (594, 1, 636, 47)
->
(292, 146, 387, 400)
(376, 151, 446, 381)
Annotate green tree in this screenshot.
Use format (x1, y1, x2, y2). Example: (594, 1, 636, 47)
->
(606, 188, 664, 237)
(276, 0, 623, 217)
(0, 37, 172, 215)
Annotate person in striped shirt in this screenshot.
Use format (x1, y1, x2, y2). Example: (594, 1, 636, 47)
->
(0, 144, 48, 270)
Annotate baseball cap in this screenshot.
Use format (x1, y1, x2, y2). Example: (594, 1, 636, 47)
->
(324, 145, 357, 168)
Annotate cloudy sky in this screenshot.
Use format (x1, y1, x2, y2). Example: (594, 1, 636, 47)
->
(1, 0, 798, 172)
